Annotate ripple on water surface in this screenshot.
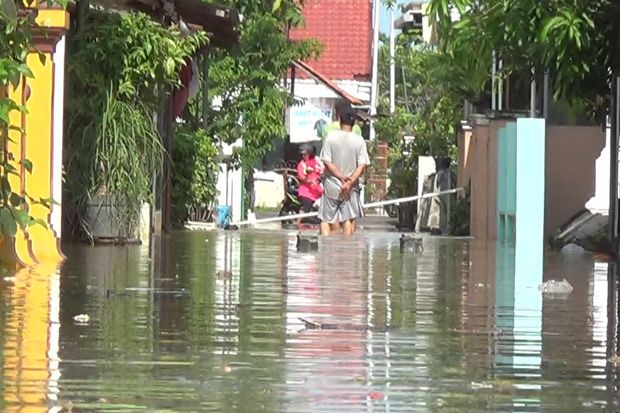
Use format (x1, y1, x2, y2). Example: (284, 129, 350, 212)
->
(0, 231, 617, 412)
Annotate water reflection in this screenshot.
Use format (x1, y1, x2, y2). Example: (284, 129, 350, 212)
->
(0, 232, 618, 411)
(1, 264, 61, 413)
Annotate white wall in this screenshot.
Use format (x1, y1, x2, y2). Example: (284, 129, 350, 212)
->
(52, 35, 65, 238)
(586, 126, 611, 215)
(290, 78, 372, 103)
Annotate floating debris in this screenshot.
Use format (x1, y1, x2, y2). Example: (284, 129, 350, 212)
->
(538, 278, 574, 295)
(608, 355, 620, 364)
(561, 243, 586, 255)
(471, 381, 493, 390)
(399, 235, 423, 254)
(73, 314, 90, 324)
(298, 318, 372, 331)
(216, 270, 233, 280)
(296, 233, 319, 252)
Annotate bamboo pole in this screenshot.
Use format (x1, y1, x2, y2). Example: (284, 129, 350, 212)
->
(230, 188, 464, 227)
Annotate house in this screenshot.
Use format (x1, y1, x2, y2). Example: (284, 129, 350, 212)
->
(254, 0, 377, 210)
(286, 0, 374, 144)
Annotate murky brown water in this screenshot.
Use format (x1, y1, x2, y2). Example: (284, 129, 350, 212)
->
(0, 230, 619, 412)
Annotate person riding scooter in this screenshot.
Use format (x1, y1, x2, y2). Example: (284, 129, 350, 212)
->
(296, 144, 324, 226)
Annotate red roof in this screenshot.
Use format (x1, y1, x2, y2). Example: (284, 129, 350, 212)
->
(289, 0, 373, 82)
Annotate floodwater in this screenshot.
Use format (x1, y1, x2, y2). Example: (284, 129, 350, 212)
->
(1, 230, 619, 412)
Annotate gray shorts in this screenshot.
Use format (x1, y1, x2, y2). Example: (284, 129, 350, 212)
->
(318, 190, 364, 224)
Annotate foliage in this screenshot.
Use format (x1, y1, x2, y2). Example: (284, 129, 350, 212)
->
(376, 32, 463, 159)
(0, 1, 63, 238)
(64, 11, 206, 239)
(427, 0, 620, 123)
(171, 127, 220, 226)
(200, 0, 322, 170)
(68, 11, 208, 110)
(448, 185, 470, 236)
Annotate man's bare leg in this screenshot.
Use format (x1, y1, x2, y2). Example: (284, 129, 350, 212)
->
(330, 222, 341, 234)
(342, 220, 354, 236)
(320, 222, 331, 236)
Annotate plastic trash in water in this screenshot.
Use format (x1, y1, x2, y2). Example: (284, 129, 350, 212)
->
(561, 243, 586, 255)
(73, 314, 90, 324)
(538, 278, 574, 295)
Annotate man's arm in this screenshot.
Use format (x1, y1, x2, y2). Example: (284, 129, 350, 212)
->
(323, 160, 350, 183)
(348, 163, 367, 186)
(340, 140, 370, 200)
(339, 163, 366, 200)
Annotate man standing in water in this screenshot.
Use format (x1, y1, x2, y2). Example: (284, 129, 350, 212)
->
(318, 106, 369, 236)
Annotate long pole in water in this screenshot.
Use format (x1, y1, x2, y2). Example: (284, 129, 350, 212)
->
(231, 188, 464, 227)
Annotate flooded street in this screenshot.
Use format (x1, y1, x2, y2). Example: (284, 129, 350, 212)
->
(1, 230, 619, 412)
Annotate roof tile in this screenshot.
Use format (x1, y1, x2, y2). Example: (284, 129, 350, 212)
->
(290, 0, 373, 81)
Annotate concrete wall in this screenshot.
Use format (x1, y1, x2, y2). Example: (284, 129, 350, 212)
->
(254, 170, 285, 209)
(458, 118, 605, 239)
(458, 118, 505, 239)
(545, 126, 605, 236)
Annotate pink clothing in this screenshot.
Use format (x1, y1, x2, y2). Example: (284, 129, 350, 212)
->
(297, 157, 323, 201)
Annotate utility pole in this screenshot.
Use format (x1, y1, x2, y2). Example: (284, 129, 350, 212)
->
(389, 6, 396, 114)
(369, 0, 381, 140)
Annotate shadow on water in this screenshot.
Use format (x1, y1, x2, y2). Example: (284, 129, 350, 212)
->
(0, 231, 619, 411)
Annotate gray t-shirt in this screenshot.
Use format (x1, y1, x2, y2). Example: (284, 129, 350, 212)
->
(320, 130, 370, 200)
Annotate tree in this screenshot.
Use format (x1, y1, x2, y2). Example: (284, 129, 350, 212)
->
(375, 31, 464, 159)
(63, 11, 208, 239)
(427, 0, 620, 122)
(201, 0, 321, 170)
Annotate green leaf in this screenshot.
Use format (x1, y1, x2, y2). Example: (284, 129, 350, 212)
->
(1, 0, 17, 21)
(272, 0, 282, 13)
(30, 218, 47, 229)
(0, 208, 18, 236)
(165, 57, 175, 76)
(11, 206, 28, 228)
(9, 193, 23, 207)
(20, 159, 33, 173)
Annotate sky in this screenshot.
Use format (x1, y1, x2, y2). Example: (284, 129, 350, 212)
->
(380, 0, 409, 34)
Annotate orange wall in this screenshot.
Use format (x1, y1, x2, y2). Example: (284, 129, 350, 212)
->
(545, 126, 605, 236)
(458, 120, 605, 239)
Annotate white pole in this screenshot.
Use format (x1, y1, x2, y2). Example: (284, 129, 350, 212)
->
(52, 35, 66, 237)
(498, 58, 503, 111)
(491, 50, 497, 111)
(230, 188, 464, 227)
(389, 6, 396, 115)
(369, 0, 381, 141)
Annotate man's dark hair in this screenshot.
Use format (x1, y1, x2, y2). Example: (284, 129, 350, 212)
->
(339, 106, 357, 127)
(334, 99, 352, 117)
